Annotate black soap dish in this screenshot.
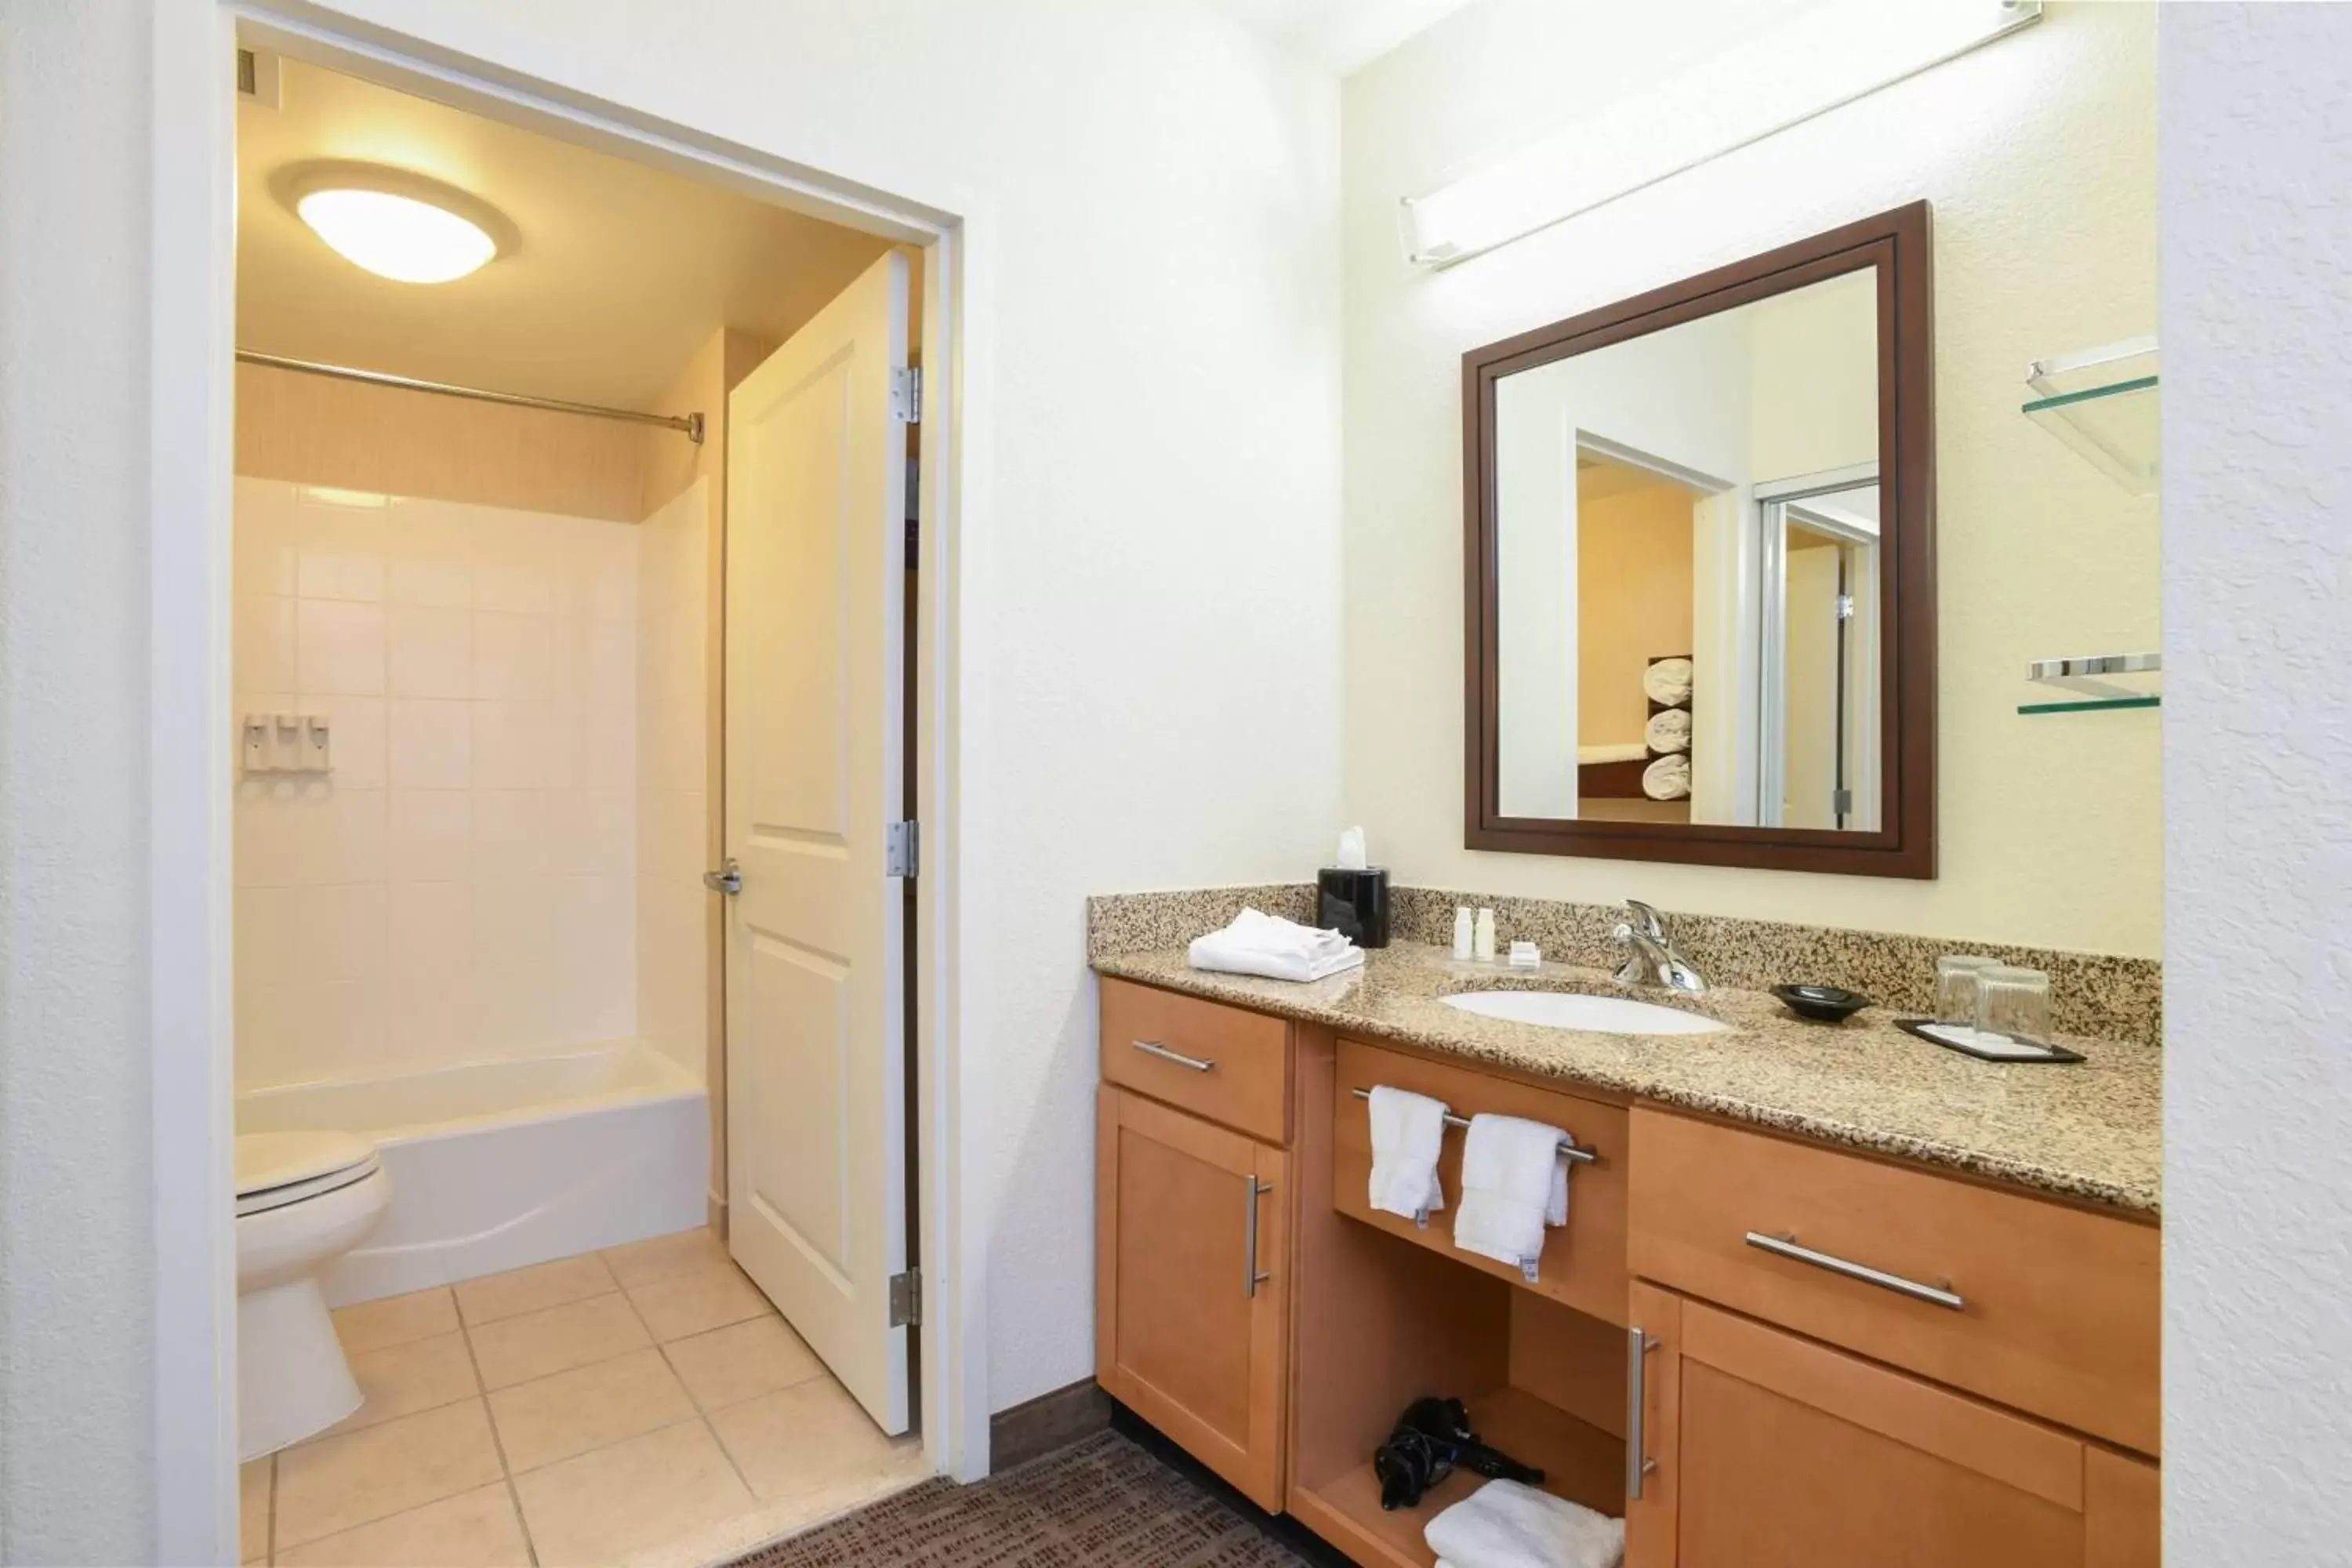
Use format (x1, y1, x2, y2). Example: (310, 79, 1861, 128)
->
(1772, 984, 1871, 1023)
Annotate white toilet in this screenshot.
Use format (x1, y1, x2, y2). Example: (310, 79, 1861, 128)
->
(235, 1130, 391, 1460)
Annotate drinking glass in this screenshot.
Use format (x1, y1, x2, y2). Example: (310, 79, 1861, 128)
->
(1935, 955, 1998, 1027)
(1975, 966, 2053, 1046)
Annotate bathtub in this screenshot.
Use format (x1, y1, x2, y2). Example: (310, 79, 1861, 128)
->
(237, 1043, 710, 1307)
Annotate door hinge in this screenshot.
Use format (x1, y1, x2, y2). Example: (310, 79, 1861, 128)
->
(888, 1269, 922, 1327)
(885, 820, 920, 878)
(890, 366, 922, 425)
(1835, 593, 1856, 621)
(1832, 788, 1854, 817)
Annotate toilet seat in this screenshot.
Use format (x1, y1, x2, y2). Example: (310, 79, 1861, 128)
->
(236, 1130, 380, 1218)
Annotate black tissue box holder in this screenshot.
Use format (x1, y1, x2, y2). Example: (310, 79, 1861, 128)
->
(1318, 867, 1389, 949)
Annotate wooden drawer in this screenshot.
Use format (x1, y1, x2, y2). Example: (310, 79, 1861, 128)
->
(1099, 978, 1291, 1144)
(1332, 1039, 1628, 1326)
(1628, 1108, 2160, 1454)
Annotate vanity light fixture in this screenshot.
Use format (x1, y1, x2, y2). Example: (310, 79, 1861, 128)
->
(1399, 0, 2042, 267)
(285, 164, 511, 284)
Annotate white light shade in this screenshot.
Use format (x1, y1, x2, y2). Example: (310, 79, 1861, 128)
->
(296, 188, 498, 284)
(1401, 0, 2043, 267)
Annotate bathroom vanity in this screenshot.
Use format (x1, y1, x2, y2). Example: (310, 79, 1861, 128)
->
(1090, 944, 2161, 1567)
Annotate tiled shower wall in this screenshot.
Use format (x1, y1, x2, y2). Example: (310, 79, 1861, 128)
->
(233, 479, 648, 1091)
(635, 477, 711, 1084)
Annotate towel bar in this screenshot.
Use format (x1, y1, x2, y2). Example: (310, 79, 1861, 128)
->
(1351, 1086, 1599, 1165)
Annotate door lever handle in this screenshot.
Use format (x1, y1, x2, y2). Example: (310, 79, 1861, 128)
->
(703, 859, 742, 895)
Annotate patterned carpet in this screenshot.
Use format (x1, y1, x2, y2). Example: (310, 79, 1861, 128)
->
(727, 1432, 1310, 1567)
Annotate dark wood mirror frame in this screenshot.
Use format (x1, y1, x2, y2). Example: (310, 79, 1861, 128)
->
(1463, 201, 1935, 879)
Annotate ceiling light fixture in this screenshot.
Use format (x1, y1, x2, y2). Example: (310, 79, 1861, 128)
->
(281, 163, 514, 285)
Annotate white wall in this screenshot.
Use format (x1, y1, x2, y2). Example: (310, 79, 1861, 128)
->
(0, 0, 1341, 1545)
(636, 479, 711, 1086)
(1344, 0, 2161, 954)
(231, 480, 643, 1091)
(2162, 5, 2352, 1557)
(0, 3, 161, 1558)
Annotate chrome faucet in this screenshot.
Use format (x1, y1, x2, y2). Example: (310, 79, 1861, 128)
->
(1613, 900, 1708, 993)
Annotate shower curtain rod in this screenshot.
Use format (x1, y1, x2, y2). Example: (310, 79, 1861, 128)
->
(235, 350, 705, 444)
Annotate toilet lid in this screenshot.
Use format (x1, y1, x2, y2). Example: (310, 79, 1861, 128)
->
(235, 1131, 376, 1197)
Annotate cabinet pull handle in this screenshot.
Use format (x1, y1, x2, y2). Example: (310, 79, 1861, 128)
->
(1133, 1039, 1215, 1073)
(1627, 1326, 1660, 1500)
(1743, 1230, 1965, 1311)
(1243, 1176, 1275, 1298)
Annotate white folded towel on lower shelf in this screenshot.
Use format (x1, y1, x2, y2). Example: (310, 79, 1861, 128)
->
(1427, 1479, 1624, 1568)
(1367, 1085, 1448, 1226)
(1187, 907, 1366, 983)
(1454, 1113, 1570, 1280)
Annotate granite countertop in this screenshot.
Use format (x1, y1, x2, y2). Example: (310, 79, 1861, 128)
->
(1092, 942, 2161, 1216)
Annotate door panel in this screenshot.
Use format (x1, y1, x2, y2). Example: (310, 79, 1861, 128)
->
(1096, 1087, 1289, 1510)
(725, 249, 912, 1434)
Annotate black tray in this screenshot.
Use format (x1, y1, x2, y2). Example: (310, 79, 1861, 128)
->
(1893, 1018, 2085, 1064)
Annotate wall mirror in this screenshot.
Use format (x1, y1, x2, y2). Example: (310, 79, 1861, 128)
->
(1464, 203, 1935, 877)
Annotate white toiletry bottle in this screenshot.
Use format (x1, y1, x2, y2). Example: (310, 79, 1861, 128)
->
(1474, 908, 1497, 963)
(1453, 907, 1475, 960)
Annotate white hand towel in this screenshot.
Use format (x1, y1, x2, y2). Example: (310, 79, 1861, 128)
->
(1367, 1086, 1448, 1227)
(1425, 1479, 1624, 1568)
(1454, 1113, 1571, 1279)
(1188, 908, 1366, 983)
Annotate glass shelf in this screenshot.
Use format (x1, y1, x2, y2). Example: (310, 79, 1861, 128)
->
(2024, 339, 2158, 495)
(2020, 652, 2160, 715)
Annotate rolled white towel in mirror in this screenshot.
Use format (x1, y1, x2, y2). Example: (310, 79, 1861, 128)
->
(1642, 753, 1692, 801)
(1642, 656, 1694, 706)
(1643, 707, 1692, 755)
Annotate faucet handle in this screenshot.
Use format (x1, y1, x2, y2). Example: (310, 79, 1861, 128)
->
(1624, 899, 1670, 941)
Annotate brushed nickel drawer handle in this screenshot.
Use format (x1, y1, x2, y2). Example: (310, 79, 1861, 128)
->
(1744, 1230, 1965, 1311)
(1132, 1039, 1214, 1073)
(1627, 1326, 1660, 1500)
(1243, 1176, 1275, 1298)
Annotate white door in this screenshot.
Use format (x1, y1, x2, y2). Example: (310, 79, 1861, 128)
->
(724, 249, 913, 1434)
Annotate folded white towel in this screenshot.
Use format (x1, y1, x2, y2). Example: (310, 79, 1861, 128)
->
(1188, 907, 1366, 983)
(1454, 1114, 1570, 1280)
(1642, 657, 1695, 706)
(1426, 1479, 1624, 1568)
(1367, 1086, 1448, 1227)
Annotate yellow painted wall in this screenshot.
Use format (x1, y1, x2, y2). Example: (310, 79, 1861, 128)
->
(1341, 1, 2159, 954)
(1577, 480, 1695, 746)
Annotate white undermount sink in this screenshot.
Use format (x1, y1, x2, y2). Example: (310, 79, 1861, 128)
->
(1443, 990, 1731, 1036)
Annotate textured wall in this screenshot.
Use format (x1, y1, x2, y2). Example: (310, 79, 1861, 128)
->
(1341, 0, 2161, 954)
(0, 2, 161, 1559)
(2162, 5, 2352, 1556)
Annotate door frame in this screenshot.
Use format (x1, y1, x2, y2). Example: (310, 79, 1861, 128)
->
(148, 7, 984, 1559)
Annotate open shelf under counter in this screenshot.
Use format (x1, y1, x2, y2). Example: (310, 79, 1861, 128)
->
(1291, 1383, 1626, 1568)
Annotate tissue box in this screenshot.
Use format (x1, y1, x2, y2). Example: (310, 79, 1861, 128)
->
(1317, 867, 1389, 949)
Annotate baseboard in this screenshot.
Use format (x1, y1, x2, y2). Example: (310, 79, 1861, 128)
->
(707, 1191, 728, 1238)
(989, 1378, 1113, 1472)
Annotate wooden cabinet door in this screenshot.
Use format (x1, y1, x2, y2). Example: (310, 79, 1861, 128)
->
(1627, 1288, 2159, 1568)
(1096, 1085, 1289, 1509)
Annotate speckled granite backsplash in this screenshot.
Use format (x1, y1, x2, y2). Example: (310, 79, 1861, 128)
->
(1086, 883, 2161, 1044)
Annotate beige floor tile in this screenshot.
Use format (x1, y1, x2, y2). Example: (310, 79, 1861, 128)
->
(511, 1419, 754, 1567)
(332, 1287, 459, 1356)
(662, 1314, 823, 1412)
(274, 1483, 530, 1568)
(707, 1376, 918, 1504)
(602, 1228, 728, 1290)
(240, 1456, 272, 1563)
(488, 1347, 698, 1472)
(468, 1292, 652, 1391)
(455, 1253, 617, 1327)
(625, 1262, 771, 1344)
(321, 1330, 480, 1437)
(274, 1399, 505, 1550)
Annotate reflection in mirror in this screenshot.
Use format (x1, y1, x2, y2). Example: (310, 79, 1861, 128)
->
(1493, 267, 1881, 831)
